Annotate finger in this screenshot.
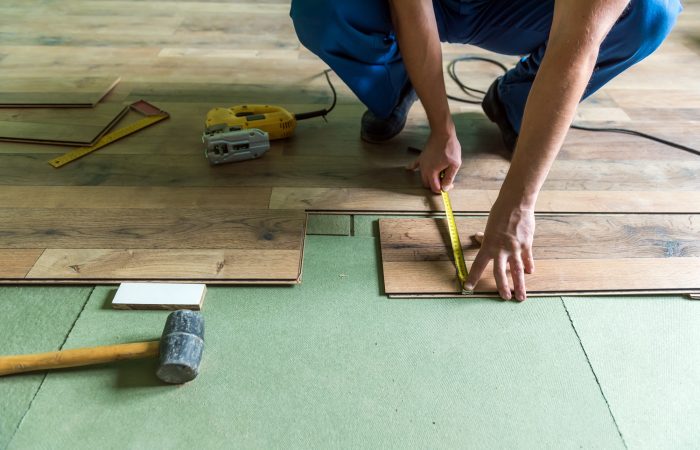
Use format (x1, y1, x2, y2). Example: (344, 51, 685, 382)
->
(421, 171, 431, 191)
(429, 172, 442, 194)
(465, 249, 490, 291)
(522, 244, 535, 274)
(441, 164, 459, 191)
(473, 232, 484, 245)
(406, 158, 419, 171)
(509, 254, 527, 302)
(494, 255, 512, 300)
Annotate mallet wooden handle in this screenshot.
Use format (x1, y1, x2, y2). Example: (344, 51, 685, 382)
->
(0, 341, 160, 376)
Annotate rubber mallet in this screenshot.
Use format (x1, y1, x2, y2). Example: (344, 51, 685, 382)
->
(0, 310, 204, 384)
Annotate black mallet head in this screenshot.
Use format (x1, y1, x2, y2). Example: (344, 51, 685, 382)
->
(156, 310, 204, 384)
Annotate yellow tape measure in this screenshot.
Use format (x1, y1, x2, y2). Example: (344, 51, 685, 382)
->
(49, 104, 169, 168)
(440, 175, 470, 294)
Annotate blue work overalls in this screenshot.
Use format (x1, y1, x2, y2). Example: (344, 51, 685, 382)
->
(290, 0, 682, 132)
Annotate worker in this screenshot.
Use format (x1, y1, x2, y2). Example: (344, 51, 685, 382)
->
(290, 0, 681, 301)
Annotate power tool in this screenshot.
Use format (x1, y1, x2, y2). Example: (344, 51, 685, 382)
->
(202, 127, 270, 165)
(203, 70, 336, 165)
(205, 104, 298, 141)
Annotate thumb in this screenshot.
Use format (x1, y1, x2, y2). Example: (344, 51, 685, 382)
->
(440, 163, 459, 191)
(406, 158, 419, 171)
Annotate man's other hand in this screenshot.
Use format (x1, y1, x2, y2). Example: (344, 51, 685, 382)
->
(407, 131, 462, 193)
(466, 199, 535, 301)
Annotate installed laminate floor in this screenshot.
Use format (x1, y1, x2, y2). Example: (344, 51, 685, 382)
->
(0, 0, 698, 286)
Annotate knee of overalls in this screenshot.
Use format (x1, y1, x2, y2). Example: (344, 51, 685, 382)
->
(618, 0, 682, 56)
(290, 0, 393, 57)
(290, 0, 334, 54)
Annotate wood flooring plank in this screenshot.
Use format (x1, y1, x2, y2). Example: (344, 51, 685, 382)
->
(381, 215, 700, 262)
(534, 190, 700, 213)
(382, 259, 700, 295)
(0, 102, 128, 145)
(560, 124, 700, 160)
(379, 217, 700, 295)
(0, 121, 107, 145)
(6, 153, 691, 191)
(269, 188, 494, 212)
(0, 208, 304, 250)
(0, 76, 120, 107)
(270, 188, 700, 213)
(0, 186, 271, 210)
(23, 249, 302, 281)
(607, 89, 700, 109)
(0, 249, 44, 278)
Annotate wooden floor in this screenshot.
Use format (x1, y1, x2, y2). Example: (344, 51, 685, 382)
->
(0, 0, 698, 287)
(380, 216, 700, 296)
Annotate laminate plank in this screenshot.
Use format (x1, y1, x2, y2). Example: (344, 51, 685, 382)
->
(0, 76, 120, 107)
(2, 153, 699, 192)
(560, 124, 700, 160)
(381, 216, 700, 262)
(608, 89, 700, 109)
(382, 259, 700, 295)
(269, 188, 494, 212)
(22, 249, 302, 281)
(0, 103, 127, 145)
(0, 249, 44, 278)
(534, 190, 700, 213)
(379, 217, 700, 295)
(0, 208, 304, 250)
(0, 101, 127, 127)
(270, 188, 700, 213)
(389, 290, 700, 298)
(0, 121, 107, 145)
(0, 186, 271, 210)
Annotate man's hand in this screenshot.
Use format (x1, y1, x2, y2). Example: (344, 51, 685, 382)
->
(460, 0, 631, 300)
(407, 131, 462, 193)
(466, 199, 535, 301)
(388, 0, 460, 193)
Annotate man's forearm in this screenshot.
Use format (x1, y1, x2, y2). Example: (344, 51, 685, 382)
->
(389, 0, 454, 136)
(500, 41, 599, 208)
(500, 0, 630, 209)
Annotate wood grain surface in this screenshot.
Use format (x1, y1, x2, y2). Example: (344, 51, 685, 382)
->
(0, 76, 120, 107)
(379, 217, 700, 295)
(23, 248, 303, 281)
(0, 0, 698, 284)
(0, 208, 306, 283)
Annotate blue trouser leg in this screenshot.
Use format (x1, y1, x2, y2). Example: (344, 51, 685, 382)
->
(466, 0, 682, 132)
(291, 0, 681, 130)
(290, 0, 407, 119)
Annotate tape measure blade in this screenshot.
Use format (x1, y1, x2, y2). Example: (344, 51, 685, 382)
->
(441, 189, 469, 287)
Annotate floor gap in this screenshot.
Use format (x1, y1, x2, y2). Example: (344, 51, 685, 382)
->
(6, 285, 96, 449)
(560, 296, 628, 449)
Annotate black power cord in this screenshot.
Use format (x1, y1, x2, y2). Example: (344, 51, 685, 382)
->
(445, 55, 700, 157)
(294, 69, 337, 121)
(304, 63, 698, 157)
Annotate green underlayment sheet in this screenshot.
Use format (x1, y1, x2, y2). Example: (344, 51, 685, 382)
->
(563, 296, 700, 449)
(0, 287, 92, 449)
(305, 214, 351, 236)
(7, 237, 624, 449)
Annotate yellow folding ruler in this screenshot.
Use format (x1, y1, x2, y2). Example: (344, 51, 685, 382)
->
(49, 100, 169, 168)
(440, 174, 470, 294)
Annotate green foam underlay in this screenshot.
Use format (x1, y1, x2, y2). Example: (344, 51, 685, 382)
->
(8, 237, 623, 449)
(0, 286, 92, 449)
